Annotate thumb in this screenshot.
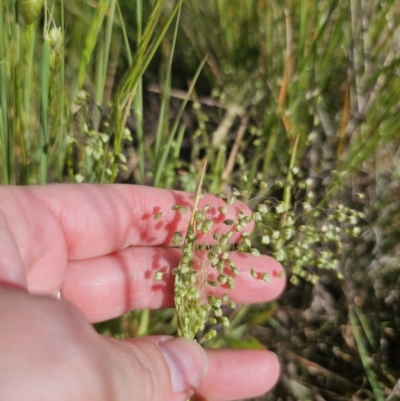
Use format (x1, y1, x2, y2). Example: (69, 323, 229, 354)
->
(104, 335, 209, 401)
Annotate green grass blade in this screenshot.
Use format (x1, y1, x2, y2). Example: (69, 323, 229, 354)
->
(349, 306, 384, 401)
(75, 0, 110, 94)
(39, 38, 50, 184)
(0, 1, 9, 183)
(153, 56, 207, 187)
(154, 5, 181, 161)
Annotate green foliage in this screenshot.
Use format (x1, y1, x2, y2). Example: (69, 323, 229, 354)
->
(0, 0, 182, 184)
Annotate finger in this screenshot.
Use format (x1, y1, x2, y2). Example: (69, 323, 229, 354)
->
(108, 336, 280, 401)
(193, 349, 280, 401)
(4, 184, 252, 293)
(104, 336, 208, 401)
(16, 184, 253, 260)
(6, 185, 253, 293)
(62, 247, 285, 322)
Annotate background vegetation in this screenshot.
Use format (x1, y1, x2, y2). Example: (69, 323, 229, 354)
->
(2, 0, 400, 399)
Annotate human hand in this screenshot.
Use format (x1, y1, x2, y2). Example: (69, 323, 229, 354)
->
(0, 184, 285, 401)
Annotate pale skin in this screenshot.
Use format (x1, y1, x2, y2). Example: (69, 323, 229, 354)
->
(0, 184, 285, 401)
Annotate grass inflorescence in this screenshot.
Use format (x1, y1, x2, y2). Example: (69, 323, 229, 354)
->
(155, 161, 272, 342)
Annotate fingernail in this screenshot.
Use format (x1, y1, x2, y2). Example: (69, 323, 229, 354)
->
(158, 337, 208, 393)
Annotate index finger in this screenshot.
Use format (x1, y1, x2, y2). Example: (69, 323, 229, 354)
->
(20, 184, 254, 261)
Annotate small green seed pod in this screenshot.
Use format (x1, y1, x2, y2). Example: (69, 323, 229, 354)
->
(250, 248, 261, 257)
(154, 271, 164, 281)
(181, 254, 191, 264)
(252, 212, 262, 221)
(262, 272, 270, 283)
(232, 187, 241, 197)
(202, 220, 214, 234)
(209, 257, 219, 267)
(212, 245, 222, 254)
(251, 268, 258, 279)
(172, 231, 183, 245)
(217, 259, 225, 272)
(179, 264, 190, 274)
(203, 304, 212, 313)
(21, 0, 44, 25)
(243, 237, 252, 247)
(272, 230, 280, 239)
(214, 308, 222, 317)
(153, 211, 162, 220)
(219, 234, 229, 246)
(213, 233, 221, 241)
(214, 299, 222, 309)
(227, 277, 235, 289)
(189, 288, 200, 299)
(228, 300, 236, 309)
(203, 329, 217, 341)
(231, 266, 240, 276)
(178, 206, 189, 214)
(217, 274, 228, 285)
(261, 235, 270, 245)
(276, 203, 285, 214)
(257, 204, 268, 214)
(194, 210, 206, 222)
(187, 232, 196, 242)
(202, 204, 211, 212)
(235, 224, 243, 232)
(227, 196, 236, 206)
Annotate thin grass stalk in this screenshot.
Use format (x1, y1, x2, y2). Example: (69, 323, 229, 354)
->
(8, 4, 19, 185)
(134, 0, 144, 183)
(39, 37, 50, 184)
(75, 0, 110, 95)
(349, 306, 384, 401)
(56, 1, 66, 182)
(163, 124, 185, 189)
(354, 306, 377, 351)
(154, 5, 181, 162)
(153, 56, 207, 187)
(0, 2, 10, 183)
(22, 25, 36, 183)
(120, 0, 184, 97)
(110, 0, 183, 182)
(136, 309, 150, 337)
(115, 0, 166, 102)
(93, 0, 116, 131)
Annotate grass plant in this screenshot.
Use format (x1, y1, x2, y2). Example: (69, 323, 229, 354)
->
(2, 0, 400, 399)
